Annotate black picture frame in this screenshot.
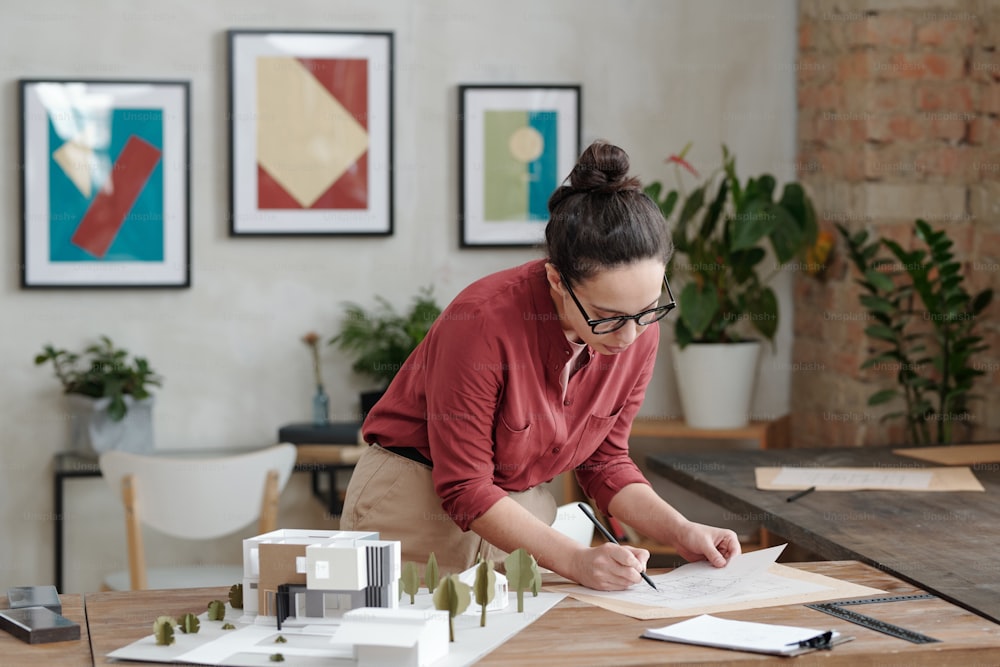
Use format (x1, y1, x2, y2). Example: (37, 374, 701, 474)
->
(459, 84, 581, 248)
(20, 79, 191, 288)
(228, 29, 394, 237)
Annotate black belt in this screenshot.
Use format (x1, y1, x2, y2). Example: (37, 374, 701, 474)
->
(383, 445, 433, 468)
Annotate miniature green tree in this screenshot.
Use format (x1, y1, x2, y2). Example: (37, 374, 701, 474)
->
(433, 574, 471, 642)
(473, 558, 496, 627)
(504, 548, 540, 613)
(177, 613, 200, 634)
(207, 600, 226, 621)
(400, 561, 420, 604)
(228, 583, 244, 609)
(425, 553, 439, 594)
(153, 616, 175, 646)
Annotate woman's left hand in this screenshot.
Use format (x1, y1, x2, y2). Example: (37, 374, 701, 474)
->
(672, 520, 741, 567)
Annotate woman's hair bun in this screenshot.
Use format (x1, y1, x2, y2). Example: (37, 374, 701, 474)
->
(567, 140, 641, 194)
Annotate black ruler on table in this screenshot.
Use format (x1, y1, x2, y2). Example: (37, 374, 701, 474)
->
(806, 593, 940, 644)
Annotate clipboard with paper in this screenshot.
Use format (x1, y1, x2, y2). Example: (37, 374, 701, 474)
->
(642, 614, 854, 656)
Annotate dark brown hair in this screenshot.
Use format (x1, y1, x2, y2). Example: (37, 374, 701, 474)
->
(545, 140, 671, 285)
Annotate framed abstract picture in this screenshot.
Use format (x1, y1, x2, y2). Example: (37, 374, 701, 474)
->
(459, 84, 581, 248)
(20, 79, 190, 288)
(228, 30, 394, 236)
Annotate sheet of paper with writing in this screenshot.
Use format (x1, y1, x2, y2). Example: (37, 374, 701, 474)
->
(755, 466, 984, 492)
(551, 545, 884, 620)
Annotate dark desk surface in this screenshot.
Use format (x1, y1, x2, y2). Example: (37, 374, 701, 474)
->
(647, 445, 1000, 625)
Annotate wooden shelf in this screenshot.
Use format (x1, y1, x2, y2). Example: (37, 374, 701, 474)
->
(629, 415, 791, 449)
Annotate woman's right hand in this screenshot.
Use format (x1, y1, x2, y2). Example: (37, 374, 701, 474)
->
(570, 542, 651, 591)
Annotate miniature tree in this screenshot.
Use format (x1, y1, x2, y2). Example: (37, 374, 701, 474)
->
(153, 616, 175, 646)
(433, 574, 471, 642)
(504, 548, 540, 613)
(425, 552, 439, 594)
(177, 613, 200, 634)
(228, 583, 244, 609)
(400, 561, 420, 604)
(207, 600, 226, 621)
(473, 558, 496, 627)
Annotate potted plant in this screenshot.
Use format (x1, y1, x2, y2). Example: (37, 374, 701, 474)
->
(645, 145, 819, 428)
(839, 219, 993, 444)
(35, 335, 161, 455)
(329, 287, 442, 419)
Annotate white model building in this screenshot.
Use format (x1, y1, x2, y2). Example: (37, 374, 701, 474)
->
(331, 607, 449, 667)
(241, 529, 400, 626)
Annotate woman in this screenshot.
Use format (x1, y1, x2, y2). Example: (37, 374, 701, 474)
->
(341, 140, 740, 591)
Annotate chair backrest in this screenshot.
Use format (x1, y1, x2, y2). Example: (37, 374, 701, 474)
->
(100, 444, 297, 539)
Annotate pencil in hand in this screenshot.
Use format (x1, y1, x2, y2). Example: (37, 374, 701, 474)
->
(577, 502, 659, 591)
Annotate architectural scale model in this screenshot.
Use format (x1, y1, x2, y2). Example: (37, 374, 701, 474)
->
(241, 529, 401, 628)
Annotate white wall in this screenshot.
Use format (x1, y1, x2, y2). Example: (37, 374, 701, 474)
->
(0, 0, 797, 592)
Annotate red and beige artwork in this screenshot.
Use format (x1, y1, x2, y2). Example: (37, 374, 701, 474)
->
(256, 57, 368, 210)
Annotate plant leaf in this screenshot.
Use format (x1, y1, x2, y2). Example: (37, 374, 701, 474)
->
(679, 282, 719, 340)
(868, 389, 899, 405)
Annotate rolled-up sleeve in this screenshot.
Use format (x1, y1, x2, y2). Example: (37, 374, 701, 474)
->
(423, 307, 509, 531)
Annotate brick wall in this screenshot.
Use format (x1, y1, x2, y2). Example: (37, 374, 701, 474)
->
(794, 0, 1000, 446)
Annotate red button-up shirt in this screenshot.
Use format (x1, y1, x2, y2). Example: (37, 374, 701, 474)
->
(363, 259, 656, 531)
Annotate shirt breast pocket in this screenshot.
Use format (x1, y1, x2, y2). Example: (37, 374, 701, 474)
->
(494, 416, 533, 462)
(576, 406, 623, 459)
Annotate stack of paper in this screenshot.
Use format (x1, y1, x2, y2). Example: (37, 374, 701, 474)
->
(643, 614, 849, 656)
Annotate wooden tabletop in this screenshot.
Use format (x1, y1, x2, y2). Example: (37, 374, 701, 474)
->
(484, 561, 1000, 665)
(647, 445, 1000, 626)
(73, 562, 1000, 666)
(0, 593, 91, 666)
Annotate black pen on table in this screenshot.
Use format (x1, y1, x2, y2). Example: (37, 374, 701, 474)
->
(786, 486, 817, 502)
(577, 502, 658, 591)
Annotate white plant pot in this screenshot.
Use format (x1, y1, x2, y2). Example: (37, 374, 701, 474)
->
(66, 394, 155, 456)
(672, 341, 761, 429)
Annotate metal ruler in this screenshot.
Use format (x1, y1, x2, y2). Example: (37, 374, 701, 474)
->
(806, 593, 940, 644)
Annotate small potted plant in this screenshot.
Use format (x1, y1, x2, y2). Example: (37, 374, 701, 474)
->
(645, 144, 820, 428)
(35, 335, 161, 455)
(329, 287, 442, 419)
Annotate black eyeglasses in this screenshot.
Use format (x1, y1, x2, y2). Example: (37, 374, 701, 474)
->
(560, 272, 676, 335)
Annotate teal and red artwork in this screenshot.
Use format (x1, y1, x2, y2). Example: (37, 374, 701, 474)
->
(48, 109, 164, 262)
(482, 110, 558, 223)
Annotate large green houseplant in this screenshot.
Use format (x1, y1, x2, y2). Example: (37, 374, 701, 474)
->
(645, 145, 819, 428)
(329, 287, 442, 418)
(35, 335, 161, 454)
(839, 219, 993, 444)
(646, 145, 819, 347)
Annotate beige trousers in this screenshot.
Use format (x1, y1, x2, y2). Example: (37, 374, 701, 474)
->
(341, 444, 557, 575)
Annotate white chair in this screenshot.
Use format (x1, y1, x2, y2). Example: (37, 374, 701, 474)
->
(99, 444, 297, 591)
(551, 502, 596, 546)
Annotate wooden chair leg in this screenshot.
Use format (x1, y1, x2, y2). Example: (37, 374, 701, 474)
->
(121, 475, 148, 590)
(259, 469, 280, 534)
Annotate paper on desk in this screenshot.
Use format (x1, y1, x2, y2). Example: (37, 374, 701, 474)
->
(893, 444, 1000, 466)
(551, 544, 884, 620)
(755, 466, 985, 492)
(643, 614, 846, 656)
